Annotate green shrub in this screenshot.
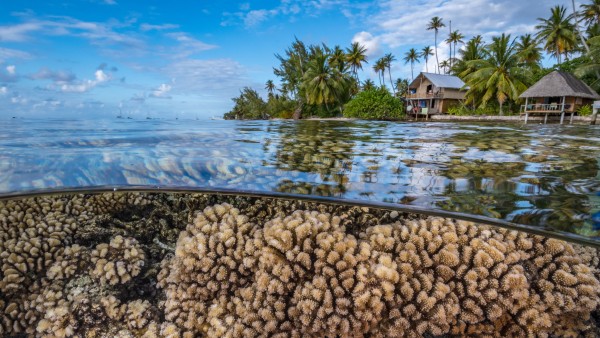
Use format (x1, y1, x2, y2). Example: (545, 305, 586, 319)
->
(446, 103, 513, 116)
(342, 88, 404, 120)
(577, 104, 592, 116)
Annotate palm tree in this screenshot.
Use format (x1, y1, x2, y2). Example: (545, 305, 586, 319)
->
(535, 5, 577, 64)
(329, 46, 347, 73)
(439, 60, 450, 74)
(362, 79, 376, 91)
(346, 42, 368, 81)
(373, 58, 387, 87)
(461, 34, 531, 116)
(383, 53, 397, 93)
(514, 34, 542, 67)
(394, 78, 409, 97)
(302, 52, 349, 112)
(265, 80, 276, 98)
(582, 0, 600, 26)
(420, 46, 434, 72)
(452, 35, 486, 75)
(446, 30, 465, 69)
(403, 48, 420, 81)
(427, 16, 446, 73)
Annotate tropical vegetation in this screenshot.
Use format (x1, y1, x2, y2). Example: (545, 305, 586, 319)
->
(225, 0, 600, 119)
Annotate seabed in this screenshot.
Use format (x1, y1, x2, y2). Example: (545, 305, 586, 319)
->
(0, 191, 599, 337)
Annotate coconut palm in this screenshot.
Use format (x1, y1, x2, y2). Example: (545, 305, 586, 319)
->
(346, 42, 368, 81)
(383, 53, 397, 93)
(420, 46, 434, 73)
(302, 52, 349, 112)
(582, 0, 600, 26)
(265, 80, 276, 98)
(427, 16, 446, 73)
(535, 5, 577, 64)
(446, 30, 465, 69)
(329, 45, 347, 73)
(439, 60, 450, 74)
(461, 33, 531, 116)
(403, 48, 420, 81)
(452, 36, 486, 75)
(362, 79, 376, 91)
(576, 35, 600, 85)
(394, 78, 409, 97)
(373, 58, 387, 87)
(514, 34, 542, 67)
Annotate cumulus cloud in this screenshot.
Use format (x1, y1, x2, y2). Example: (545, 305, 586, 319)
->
(149, 83, 172, 98)
(6, 65, 16, 75)
(366, 0, 571, 48)
(352, 31, 381, 58)
(58, 69, 111, 93)
(0, 86, 7, 95)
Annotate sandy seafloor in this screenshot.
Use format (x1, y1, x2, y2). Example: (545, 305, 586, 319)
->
(1, 191, 600, 337)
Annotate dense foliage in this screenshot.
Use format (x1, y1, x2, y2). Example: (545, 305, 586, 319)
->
(343, 88, 404, 120)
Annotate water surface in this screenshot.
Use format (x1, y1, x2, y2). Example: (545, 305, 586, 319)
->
(1, 118, 599, 239)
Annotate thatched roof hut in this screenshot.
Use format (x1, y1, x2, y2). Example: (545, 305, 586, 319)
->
(519, 71, 600, 100)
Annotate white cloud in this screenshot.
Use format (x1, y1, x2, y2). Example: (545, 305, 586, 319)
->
(352, 31, 381, 58)
(59, 69, 111, 93)
(164, 58, 249, 93)
(6, 65, 16, 75)
(164, 32, 217, 58)
(149, 83, 172, 98)
(367, 0, 571, 48)
(0, 47, 31, 63)
(140, 23, 179, 31)
(0, 86, 7, 95)
(0, 22, 42, 42)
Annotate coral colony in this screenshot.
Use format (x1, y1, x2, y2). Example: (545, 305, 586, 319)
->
(0, 192, 599, 337)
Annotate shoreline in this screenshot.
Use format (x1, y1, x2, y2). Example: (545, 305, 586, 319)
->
(268, 115, 597, 125)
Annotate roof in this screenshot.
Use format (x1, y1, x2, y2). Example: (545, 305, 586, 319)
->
(409, 72, 465, 89)
(519, 71, 600, 99)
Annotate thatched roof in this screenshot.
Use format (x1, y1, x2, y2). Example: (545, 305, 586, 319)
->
(519, 71, 600, 99)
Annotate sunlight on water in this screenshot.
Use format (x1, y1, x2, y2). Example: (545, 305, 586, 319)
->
(1, 118, 599, 239)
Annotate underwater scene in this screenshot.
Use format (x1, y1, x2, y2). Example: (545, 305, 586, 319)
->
(1, 191, 600, 337)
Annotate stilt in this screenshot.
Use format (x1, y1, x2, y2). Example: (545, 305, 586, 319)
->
(570, 112, 574, 124)
(524, 113, 528, 124)
(544, 114, 548, 124)
(560, 112, 565, 124)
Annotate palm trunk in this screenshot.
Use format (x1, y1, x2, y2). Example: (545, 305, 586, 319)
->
(411, 63, 414, 81)
(425, 57, 428, 72)
(435, 31, 439, 74)
(388, 68, 395, 94)
(499, 99, 504, 116)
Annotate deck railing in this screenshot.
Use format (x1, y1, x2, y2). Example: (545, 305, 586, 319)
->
(405, 92, 443, 99)
(520, 103, 573, 113)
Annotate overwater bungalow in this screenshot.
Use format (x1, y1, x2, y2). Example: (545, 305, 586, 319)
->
(519, 70, 600, 124)
(405, 72, 466, 119)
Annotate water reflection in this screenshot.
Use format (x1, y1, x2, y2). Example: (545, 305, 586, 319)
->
(0, 118, 599, 238)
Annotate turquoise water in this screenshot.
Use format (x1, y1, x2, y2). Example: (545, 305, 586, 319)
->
(1, 118, 599, 239)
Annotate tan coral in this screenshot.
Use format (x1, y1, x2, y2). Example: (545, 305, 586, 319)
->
(90, 235, 145, 285)
(159, 203, 258, 334)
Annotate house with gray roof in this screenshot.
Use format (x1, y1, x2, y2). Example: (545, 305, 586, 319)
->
(519, 70, 600, 124)
(405, 72, 466, 117)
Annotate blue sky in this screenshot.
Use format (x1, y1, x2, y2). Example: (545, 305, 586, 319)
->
(0, 0, 572, 119)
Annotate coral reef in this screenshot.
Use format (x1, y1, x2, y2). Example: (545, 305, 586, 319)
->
(0, 191, 599, 337)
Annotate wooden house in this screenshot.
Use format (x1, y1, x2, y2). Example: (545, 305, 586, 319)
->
(519, 71, 600, 124)
(405, 72, 466, 119)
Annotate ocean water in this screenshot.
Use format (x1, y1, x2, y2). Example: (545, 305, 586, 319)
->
(1, 117, 599, 241)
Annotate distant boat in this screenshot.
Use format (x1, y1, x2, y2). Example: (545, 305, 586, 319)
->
(210, 116, 223, 120)
(116, 108, 124, 119)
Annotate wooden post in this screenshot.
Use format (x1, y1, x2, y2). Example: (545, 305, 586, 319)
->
(570, 112, 574, 124)
(544, 114, 548, 124)
(560, 111, 565, 124)
(592, 102, 599, 125)
(561, 96, 566, 111)
(524, 112, 529, 124)
(524, 97, 529, 113)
